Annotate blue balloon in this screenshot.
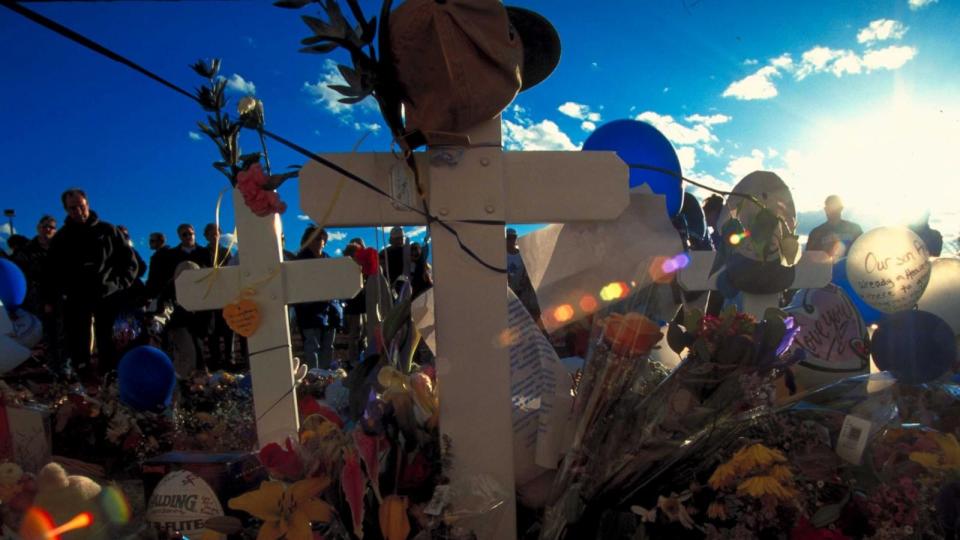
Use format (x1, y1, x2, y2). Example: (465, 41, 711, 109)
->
(117, 345, 177, 412)
(0, 259, 27, 310)
(582, 119, 683, 217)
(832, 257, 884, 325)
(872, 310, 956, 384)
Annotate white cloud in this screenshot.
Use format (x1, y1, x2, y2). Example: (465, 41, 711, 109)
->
(327, 230, 347, 241)
(683, 113, 731, 126)
(0, 223, 11, 239)
(723, 65, 782, 100)
(188, 131, 202, 141)
(909, 0, 938, 10)
(406, 226, 427, 238)
(796, 47, 863, 79)
(334, 248, 343, 255)
(770, 54, 794, 70)
(744, 58, 759, 66)
(352, 121, 382, 133)
(304, 59, 376, 116)
(857, 19, 908, 44)
(503, 107, 578, 152)
(297, 214, 311, 221)
(862, 45, 918, 70)
(685, 171, 732, 202)
(558, 102, 602, 131)
(663, 87, 670, 93)
(725, 149, 768, 179)
(676, 146, 697, 172)
(225, 73, 256, 94)
(635, 111, 716, 146)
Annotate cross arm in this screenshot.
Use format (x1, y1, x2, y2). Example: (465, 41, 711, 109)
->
(299, 151, 629, 226)
(175, 266, 241, 312)
(283, 257, 363, 304)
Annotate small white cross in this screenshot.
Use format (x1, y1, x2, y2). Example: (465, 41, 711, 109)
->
(175, 189, 362, 447)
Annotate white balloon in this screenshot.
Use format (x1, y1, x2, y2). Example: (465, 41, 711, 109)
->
(845, 227, 931, 313)
(917, 258, 960, 335)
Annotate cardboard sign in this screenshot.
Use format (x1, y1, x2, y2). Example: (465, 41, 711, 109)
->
(0, 404, 52, 473)
(223, 299, 261, 337)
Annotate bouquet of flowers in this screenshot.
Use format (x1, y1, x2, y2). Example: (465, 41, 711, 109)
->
(173, 370, 257, 453)
(603, 374, 960, 539)
(542, 304, 802, 539)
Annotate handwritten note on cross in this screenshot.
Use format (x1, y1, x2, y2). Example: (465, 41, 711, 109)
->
(677, 250, 834, 317)
(176, 190, 361, 447)
(299, 117, 628, 540)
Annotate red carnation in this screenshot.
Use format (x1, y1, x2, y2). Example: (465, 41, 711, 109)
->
(352, 247, 379, 277)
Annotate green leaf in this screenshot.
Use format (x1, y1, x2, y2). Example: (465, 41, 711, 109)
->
(328, 83, 363, 97)
(683, 307, 703, 333)
(274, 0, 313, 7)
(338, 64, 362, 87)
(299, 43, 339, 54)
(302, 14, 338, 37)
(338, 94, 371, 104)
(810, 491, 850, 528)
(749, 208, 780, 262)
(780, 233, 800, 265)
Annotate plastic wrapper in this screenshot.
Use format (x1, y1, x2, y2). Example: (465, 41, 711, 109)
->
(542, 303, 802, 539)
(579, 374, 960, 539)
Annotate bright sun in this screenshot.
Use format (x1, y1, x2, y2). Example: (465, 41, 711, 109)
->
(791, 93, 960, 225)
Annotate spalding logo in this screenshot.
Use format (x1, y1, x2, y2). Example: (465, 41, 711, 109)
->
(146, 470, 224, 536)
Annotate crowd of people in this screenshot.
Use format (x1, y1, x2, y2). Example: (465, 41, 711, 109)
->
(3, 186, 945, 382)
(0, 189, 437, 381)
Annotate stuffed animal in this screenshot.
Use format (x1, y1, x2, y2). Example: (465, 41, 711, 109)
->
(31, 463, 105, 540)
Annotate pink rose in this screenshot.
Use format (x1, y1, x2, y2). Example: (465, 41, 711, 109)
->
(237, 163, 287, 217)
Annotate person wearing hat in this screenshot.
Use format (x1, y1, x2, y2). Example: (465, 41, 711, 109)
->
(506, 228, 544, 330)
(807, 195, 863, 258)
(293, 226, 343, 369)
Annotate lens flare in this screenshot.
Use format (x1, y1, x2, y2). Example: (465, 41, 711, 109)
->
(47, 512, 93, 539)
(660, 253, 691, 274)
(599, 282, 628, 302)
(100, 485, 132, 525)
(19, 507, 55, 540)
(552, 304, 575, 323)
(578, 295, 598, 313)
(729, 233, 742, 245)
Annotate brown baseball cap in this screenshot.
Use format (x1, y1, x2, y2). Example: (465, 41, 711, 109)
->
(389, 0, 560, 139)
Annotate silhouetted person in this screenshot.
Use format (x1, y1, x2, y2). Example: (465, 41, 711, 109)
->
(807, 195, 863, 257)
(44, 188, 139, 378)
(506, 228, 544, 330)
(702, 195, 724, 251)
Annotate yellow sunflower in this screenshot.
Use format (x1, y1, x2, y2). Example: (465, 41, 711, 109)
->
(736, 475, 796, 500)
(730, 444, 787, 471)
(228, 477, 334, 540)
(708, 461, 739, 489)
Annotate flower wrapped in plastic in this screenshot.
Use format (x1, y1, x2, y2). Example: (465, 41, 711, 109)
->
(588, 373, 960, 539)
(542, 304, 802, 539)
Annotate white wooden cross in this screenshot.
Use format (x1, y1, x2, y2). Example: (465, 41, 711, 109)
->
(299, 117, 628, 540)
(175, 189, 362, 447)
(677, 249, 834, 317)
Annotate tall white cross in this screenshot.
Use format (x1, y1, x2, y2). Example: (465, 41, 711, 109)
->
(175, 189, 362, 447)
(677, 250, 834, 317)
(299, 117, 628, 540)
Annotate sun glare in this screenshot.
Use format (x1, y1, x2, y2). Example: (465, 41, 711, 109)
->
(793, 94, 960, 224)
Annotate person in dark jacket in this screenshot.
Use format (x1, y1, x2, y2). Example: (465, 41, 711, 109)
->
(14, 215, 62, 366)
(293, 226, 343, 369)
(44, 188, 140, 378)
(201, 223, 235, 370)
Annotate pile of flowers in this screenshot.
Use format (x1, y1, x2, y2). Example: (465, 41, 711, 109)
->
(173, 370, 257, 453)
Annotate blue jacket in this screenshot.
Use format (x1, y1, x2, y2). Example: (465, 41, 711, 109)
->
(292, 249, 343, 330)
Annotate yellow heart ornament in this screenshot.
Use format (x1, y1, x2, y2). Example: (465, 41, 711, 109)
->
(223, 298, 261, 337)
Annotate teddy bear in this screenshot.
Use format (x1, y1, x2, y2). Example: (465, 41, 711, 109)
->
(0, 461, 37, 535)
(30, 462, 106, 540)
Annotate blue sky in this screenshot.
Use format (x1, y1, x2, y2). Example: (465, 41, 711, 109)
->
(2, 0, 958, 258)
